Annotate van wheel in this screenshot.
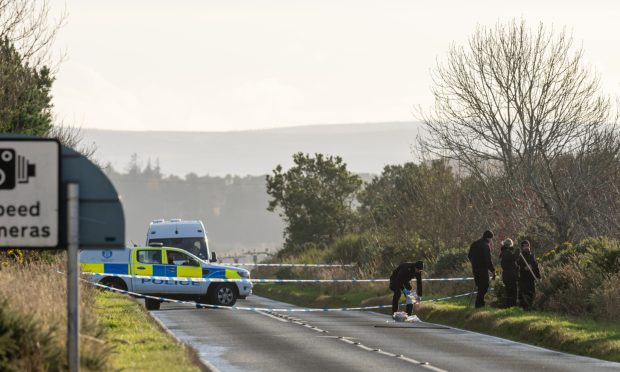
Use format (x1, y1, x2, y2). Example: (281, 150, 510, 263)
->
(209, 284, 237, 307)
(145, 298, 161, 310)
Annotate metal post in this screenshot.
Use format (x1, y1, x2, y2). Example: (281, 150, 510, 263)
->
(67, 183, 80, 372)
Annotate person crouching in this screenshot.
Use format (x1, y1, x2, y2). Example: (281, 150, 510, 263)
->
(389, 260, 424, 316)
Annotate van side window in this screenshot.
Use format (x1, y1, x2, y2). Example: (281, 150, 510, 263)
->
(137, 250, 162, 264)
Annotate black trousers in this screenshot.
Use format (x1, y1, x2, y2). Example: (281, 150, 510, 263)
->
(473, 271, 489, 308)
(519, 279, 536, 310)
(503, 279, 517, 307)
(390, 286, 413, 315)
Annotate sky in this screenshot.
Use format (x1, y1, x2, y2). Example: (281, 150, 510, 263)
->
(49, 0, 620, 132)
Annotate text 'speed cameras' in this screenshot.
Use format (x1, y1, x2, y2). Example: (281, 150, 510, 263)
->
(0, 149, 36, 190)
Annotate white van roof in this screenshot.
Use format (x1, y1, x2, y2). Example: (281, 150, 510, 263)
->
(147, 219, 207, 239)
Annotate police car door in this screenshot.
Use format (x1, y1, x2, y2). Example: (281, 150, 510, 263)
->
(132, 249, 165, 293)
(164, 249, 204, 294)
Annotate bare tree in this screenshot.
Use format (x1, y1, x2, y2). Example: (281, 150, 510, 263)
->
(47, 124, 98, 160)
(421, 19, 620, 243)
(0, 0, 65, 68)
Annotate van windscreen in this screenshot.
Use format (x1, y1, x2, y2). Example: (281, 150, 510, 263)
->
(148, 238, 208, 259)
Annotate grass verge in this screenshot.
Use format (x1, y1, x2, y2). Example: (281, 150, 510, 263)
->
(254, 283, 620, 362)
(95, 291, 204, 372)
(417, 302, 620, 362)
(0, 256, 108, 370)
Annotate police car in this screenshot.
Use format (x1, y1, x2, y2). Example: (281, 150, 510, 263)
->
(80, 246, 252, 310)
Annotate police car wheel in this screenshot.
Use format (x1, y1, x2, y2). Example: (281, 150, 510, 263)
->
(145, 298, 161, 311)
(211, 284, 237, 306)
(100, 277, 127, 291)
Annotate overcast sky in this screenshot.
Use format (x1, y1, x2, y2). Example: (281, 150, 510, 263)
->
(49, 0, 620, 132)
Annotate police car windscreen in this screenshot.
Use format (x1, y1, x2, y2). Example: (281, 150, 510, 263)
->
(149, 238, 208, 259)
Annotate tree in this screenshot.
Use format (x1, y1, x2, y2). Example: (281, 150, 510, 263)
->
(421, 20, 620, 243)
(0, 36, 53, 135)
(358, 160, 488, 259)
(266, 152, 362, 254)
(0, 0, 65, 68)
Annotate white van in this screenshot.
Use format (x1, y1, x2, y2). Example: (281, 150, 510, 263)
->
(145, 219, 214, 261)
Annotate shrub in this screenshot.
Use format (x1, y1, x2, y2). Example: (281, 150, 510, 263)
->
(325, 233, 381, 268)
(542, 237, 620, 274)
(431, 247, 469, 277)
(0, 299, 63, 371)
(590, 272, 620, 322)
(534, 237, 619, 317)
(535, 260, 590, 315)
(377, 235, 436, 275)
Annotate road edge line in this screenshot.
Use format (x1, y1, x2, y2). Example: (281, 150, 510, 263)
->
(148, 308, 220, 372)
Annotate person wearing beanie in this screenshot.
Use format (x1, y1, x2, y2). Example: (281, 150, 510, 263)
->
(500, 238, 519, 307)
(389, 260, 424, 316)
(468, 230, 496, 308)
(517, 240, 541, 310)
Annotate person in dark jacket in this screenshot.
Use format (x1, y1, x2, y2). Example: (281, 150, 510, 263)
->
(389, 261, 424, 316)
(468, 230, 496, 308)
(499, 238, 519, 307)
(517, 240, 541, 310)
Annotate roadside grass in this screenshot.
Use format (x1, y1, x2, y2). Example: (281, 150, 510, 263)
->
(418, 301, 620, 362)
(0, 255, 109, 370)
(95, 291, 203, 372)
(255, 284, 620, 362)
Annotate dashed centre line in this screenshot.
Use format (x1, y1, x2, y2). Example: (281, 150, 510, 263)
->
(255, 310, 448, 372)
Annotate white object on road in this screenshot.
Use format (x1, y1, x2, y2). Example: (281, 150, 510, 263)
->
(393, 312, 422, 323)
(393, 312, 409, 322)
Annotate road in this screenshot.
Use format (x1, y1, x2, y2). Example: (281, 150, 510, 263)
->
(150, 295, 620, 372)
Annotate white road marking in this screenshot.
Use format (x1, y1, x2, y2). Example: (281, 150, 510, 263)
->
(259, 307, 449, 371)
(256, 310, 289, 323)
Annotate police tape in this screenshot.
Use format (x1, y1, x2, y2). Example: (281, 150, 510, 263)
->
(87, 279, 477, 312)
(220, 263, 356, 268)
(82, 272, 475, 283)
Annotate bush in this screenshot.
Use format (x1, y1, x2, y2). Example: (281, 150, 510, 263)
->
(0, 299, 63, 371)
(535, 237, 620, 318)
(325, 233, 381, 268)
(377, 235, 436, 275)
(542, 237, 620, 274)
(590, 272, 620, 322)
(431, 247, 469, 277)
(535, 260, 590, 315)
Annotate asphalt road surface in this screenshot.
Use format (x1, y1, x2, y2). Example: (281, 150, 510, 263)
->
(150, 295, 620, 372)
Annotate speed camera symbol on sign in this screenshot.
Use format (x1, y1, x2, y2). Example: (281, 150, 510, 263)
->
(0, 148, 36, 190)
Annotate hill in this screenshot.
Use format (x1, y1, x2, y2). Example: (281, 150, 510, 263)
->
(84, 122, 422, 177)
(84, 122, 424, 253)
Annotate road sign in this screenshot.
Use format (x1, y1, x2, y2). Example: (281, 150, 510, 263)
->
(0, 138, 60, 248)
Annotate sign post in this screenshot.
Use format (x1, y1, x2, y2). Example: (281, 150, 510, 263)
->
(67, 183, 79, 372)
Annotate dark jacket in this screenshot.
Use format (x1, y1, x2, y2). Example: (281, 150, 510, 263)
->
(389, 262, 423, 296)
(500, 246, 519, 282)
(468, 237, 494, 274)
(517, 251, 541, 282)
